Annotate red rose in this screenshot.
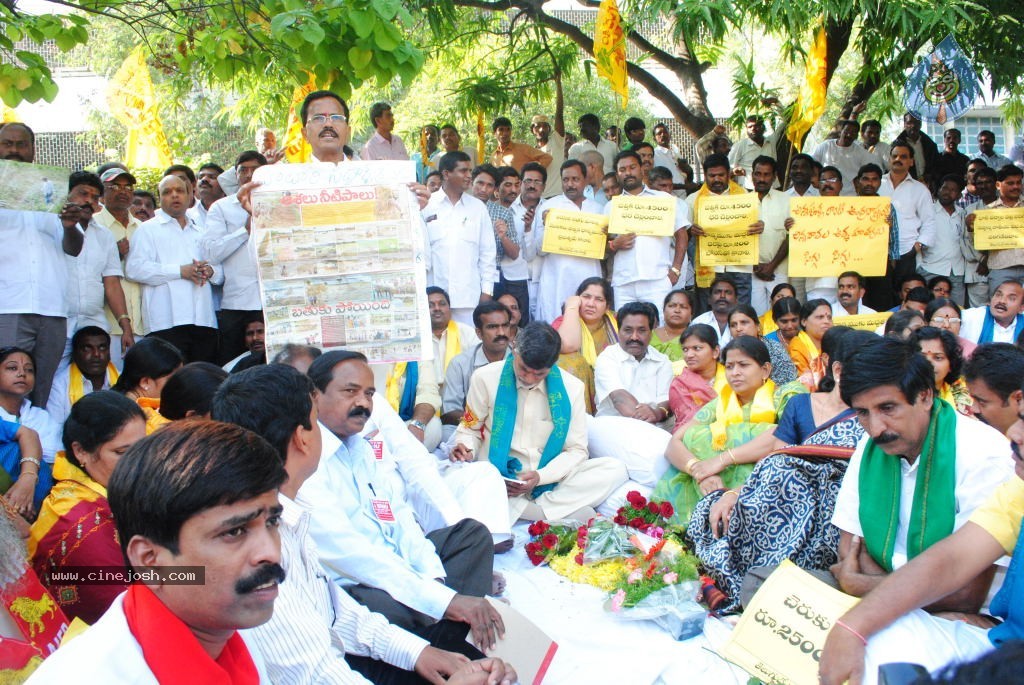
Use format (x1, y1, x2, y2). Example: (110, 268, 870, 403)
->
(660, 501, 674, 518)
(525, 542, 539, 555)
(542, 533, 559, 549)
(613, 514, 627, 525)
(647, 501, 661, 515)
(528, 522, 542, 536)
(629, 517, 645, 528)
(575, 553, 585, 565)
(626, 491, 646, 508)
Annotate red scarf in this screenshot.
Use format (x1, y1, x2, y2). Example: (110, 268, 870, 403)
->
(123, 584, 259, 684)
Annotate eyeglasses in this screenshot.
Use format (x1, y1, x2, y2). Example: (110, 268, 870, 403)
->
(932, 316, 961, 324)
(308, 114, 348, 125)
(105, 183, 135, 192)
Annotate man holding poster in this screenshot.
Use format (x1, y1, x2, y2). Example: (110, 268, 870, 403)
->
(604, 150, 690, 309)
(534, 159, 606, 323)
(966, 165, 1024, 298)
(750, 156, 790, 315)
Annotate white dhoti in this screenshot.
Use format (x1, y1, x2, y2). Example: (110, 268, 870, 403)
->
(440, 460, 513, 543)
(586, 415, 672, 487)
(513, 457, 628, 521)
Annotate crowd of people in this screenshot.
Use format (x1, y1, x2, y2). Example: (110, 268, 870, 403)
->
(2, 89, 1024, 684)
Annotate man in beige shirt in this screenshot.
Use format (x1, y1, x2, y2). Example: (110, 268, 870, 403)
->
(966, 165, 1024, 298)
(452, 322, 627, 524)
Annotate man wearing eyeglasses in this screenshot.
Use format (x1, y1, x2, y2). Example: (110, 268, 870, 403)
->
(94, 165, 145, 363)
(300, 91, 357, 164)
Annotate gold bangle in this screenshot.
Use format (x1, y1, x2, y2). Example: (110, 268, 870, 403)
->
(684, 458, 698, 475)
(727, 449, 737, 465)
(724, 489, 740, 498)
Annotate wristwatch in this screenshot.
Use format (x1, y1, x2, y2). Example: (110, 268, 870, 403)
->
(410, 419, 427, 431)
(669, 266, 682, 276)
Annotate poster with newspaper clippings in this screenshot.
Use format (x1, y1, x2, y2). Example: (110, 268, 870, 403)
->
(250, 161, 432, 364)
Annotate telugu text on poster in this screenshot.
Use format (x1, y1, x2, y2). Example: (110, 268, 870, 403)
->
(697, 193, 759, 266)
(250, 162, 431, 363)
(608, 195, 676, 236)
(541, 209, 608, 259)
(788, 197, 890, 277)
(972, 208, 1024, 250)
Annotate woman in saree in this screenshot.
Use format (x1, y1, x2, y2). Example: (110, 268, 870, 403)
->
(910, 326, 972, 415)
(759, 283, 796, 336)
(727, 304, 798, 385)
(763, 296, 801, 350)
(29, 391, 147, 622)
(790, 298, 833, 390)
(667, 324, 724, 432)
(551, 277, 618, 413)
(687, 328, 869, 610)
(651, 289, 694, 370)
(925, 297, 977, 359)
(652, 336, 808, 526)
(111, 337, 183, 433)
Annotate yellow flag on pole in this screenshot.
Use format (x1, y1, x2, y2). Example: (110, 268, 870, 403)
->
(786, 24, 829, 152)
(106, 47, 173, 168)
(1, 102, 18, 123)
(283, 74, 316, 163)
(594, 0, 628, 108)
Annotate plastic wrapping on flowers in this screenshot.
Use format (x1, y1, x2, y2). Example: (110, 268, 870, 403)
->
(580, 518, 632, 563)
(604, 582, 706, 641)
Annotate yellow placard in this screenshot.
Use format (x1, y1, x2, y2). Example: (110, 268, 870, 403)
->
(833, 311, 892, 331)
(697, 193, 759, 266)
(788, 197, 890, 277)
(541, 209, 608, 259)
(609, 195, 677, 237)
(973, 208, 1024, 250)
(301, 200, 377, 226)
(720, 561, 860, 685)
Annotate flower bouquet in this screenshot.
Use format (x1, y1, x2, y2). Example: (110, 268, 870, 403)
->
(524, 520, 579, 566)
(613, 490, 674, 537)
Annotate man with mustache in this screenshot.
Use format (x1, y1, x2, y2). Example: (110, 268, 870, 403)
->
(441, 301, 512, 433)
(829, 337, 1013, 614)
(819, 357, 1024, 685)
(691, 276, 738, 345)
(959, 279, 1024, 345)
(427, 286, 479, 395)
(29, 420, 288, 682)
(188, 163, 226, 228)
(880, 141, 936, 310)
(452, 322, 627, 524)
(966, 165, 1024, 300)
(594, 301, 673, 427)
(211, 365, 516, 685)
(0, 121, 84, 407)
(301, 351, 504, 656)
(831, 271, 876, 317)
(811, 119, 876, 196)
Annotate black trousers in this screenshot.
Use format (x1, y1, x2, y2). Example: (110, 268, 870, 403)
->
(345, 518, 492, 660)
(148, 325, 219, 363)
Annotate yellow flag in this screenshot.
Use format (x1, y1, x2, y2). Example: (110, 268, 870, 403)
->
(106, 47, 173, 168)
(786, 24, 829, 152)
(594, 0, 628, 108)
(1, 102, 18, 123)
(283, 74, 316, 163)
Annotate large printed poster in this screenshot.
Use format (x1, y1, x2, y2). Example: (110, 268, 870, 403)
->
(250, 162, 432, 363)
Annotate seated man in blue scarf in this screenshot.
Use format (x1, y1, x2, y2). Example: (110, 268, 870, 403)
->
(959, 278, 1024, 344)
(452, 322, 627, 524)
(819, 346, 1024, 685)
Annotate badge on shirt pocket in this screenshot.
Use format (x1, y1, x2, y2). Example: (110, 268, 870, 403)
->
(371, 498, 396, 522)
(368, 440, 384, 460)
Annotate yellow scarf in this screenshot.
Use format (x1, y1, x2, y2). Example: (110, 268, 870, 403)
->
(795, 331, 820, 364)
(385, 363, 407, 413)
(581, 315, 618, 367)
(712, 363, 728, 395)
(693, 181, 748, 287)
(710, 378, 777, 450)
(444, 319, 462, 370)
(69, 363, 119, 405)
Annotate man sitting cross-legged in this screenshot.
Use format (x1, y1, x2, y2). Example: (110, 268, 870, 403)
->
(452, 322, 627, 524)
(819, 370, 1024, 685)
(829, 337, 1014, 617)
(211, 364, 516, 685)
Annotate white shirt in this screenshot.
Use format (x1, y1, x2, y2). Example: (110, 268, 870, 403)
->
(299, 428, 456, 620)
(0, 208, 72, 317)
(785, 186, 821, 198)
(832, 411, 1014, 569)
(65, 220, 122, 334)
(654, 144, 686, 185)
(692, 310, 732, 347)
(202, 194, 261, 311)
(918, 202, 966, 277)
(594, 343, 672, 417)
(534, 195, 606, 322)
(0, 398, 62, 464)
(539, 131, 566, 199)
(757, 188, 790, 267)
(125, 209, 219, 334)
(510, 197, 542, 281)
(811, 140, 877, 196)
(497, 198, 533, 282)
(432, 322, 480, 383)
(959, 306, 1020, 345)
(362, 132, 410, 161)
(245, 494, 427, 685)
(26, 593, 269, 684)
(567, 137, 619, 174)
(830, 300, 877, 318)
(605, 186, 691, 286)
(861, 140, 891, 172)
(46, 363, 114, 425)
(881, 174, 936, 254)
(728, 134, 779, 189)
(186, 201, 209, 229)
(422, 191, 498, 309)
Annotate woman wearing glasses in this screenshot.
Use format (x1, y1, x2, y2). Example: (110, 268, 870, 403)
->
(925, 297, 976, 359)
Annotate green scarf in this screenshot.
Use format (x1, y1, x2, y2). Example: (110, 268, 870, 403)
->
(489, 356, 571, 498)
(858, 398, 957, 572)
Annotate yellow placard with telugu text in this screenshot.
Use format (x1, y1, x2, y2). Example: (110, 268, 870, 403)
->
(697, 193, 759, 266)
(609, 195, 676, 237)
(833, 311, 892, 331)
(720, 561, 860, 685)
(973, 208, 1024, 250)
(788, 197, 890, 277)
(541, 209, 608, 259)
